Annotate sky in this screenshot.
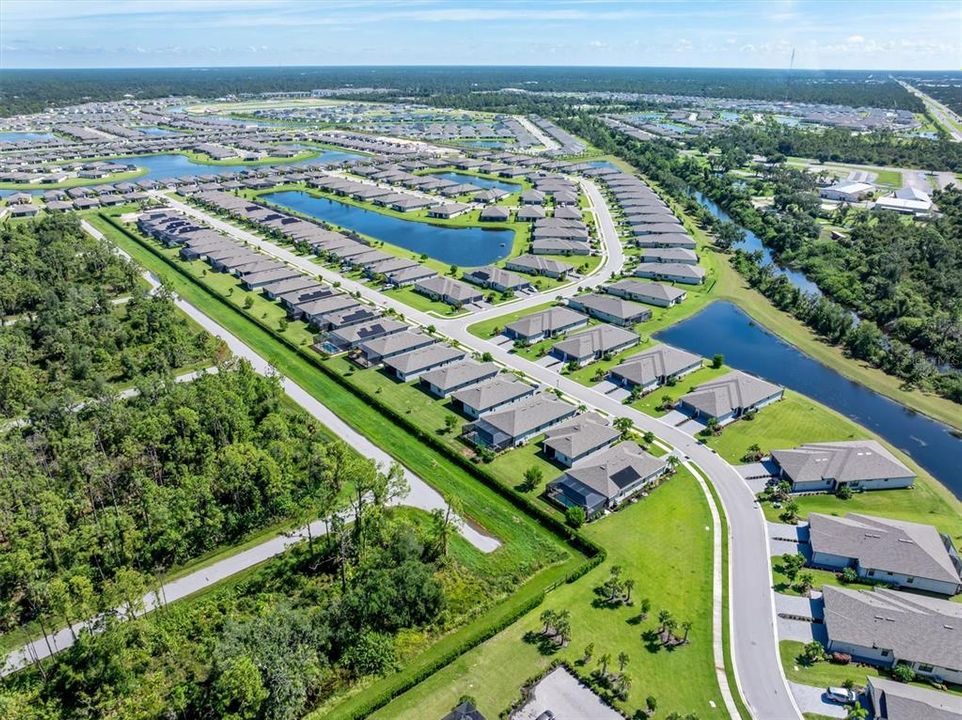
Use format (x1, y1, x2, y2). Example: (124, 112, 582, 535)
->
(1, 0, 959, 71)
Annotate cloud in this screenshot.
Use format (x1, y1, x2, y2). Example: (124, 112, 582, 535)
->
(847, 34, 865, 43)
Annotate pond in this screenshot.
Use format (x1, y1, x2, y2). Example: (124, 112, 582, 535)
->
(124, 150, 363, 181)
(431, 171, 520, 193)
(656, 302, 962, 499)
(691, 190, 822, 296)
(139, 127, 181, 136)
(0, 132, 56, 142)
(262, 190, 513, 267)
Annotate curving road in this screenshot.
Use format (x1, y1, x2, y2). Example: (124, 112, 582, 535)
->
(165, 178, 800, 718)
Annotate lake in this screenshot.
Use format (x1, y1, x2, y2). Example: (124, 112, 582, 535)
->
(656, 301, 962, 499)
(125, 150, 363, 181)
(0, 132, 56, 142)
(432, 171, 520, 193)
(263, 190, 513, 267)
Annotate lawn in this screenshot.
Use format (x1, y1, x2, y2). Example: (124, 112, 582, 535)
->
(382, 284, 470, 318)
(628, 362, 732, 416)
(467, 300, 559, 340)
(368, 470, 727, 720)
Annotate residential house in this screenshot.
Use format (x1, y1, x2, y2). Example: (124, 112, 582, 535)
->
(566, 293, 651, 327)
(542, 413, 620, 467)
(462, 266, 532, 294)
(608, 344, 703, 393)
(356, 330, 434, 365)
(866, 676, 962, 720)
(633, 262, 705, 285)
(604, 279, 686, 307)
(551, 324, 640, 367)
(415, 276, 485, 307)
(771, 440, 917, 493)
(807, 513, 962, 595)
(419, 360, 500, 398)
(504, 254, 572, 279)
(383, 344, 466, 382)
(546, 441, 668, 518)
(677, 370, 784, 423)
(450, 376, 537, 419)
(463, 394, 577, 450)
(324, 318, 408, 352)
(504, 306, 589, 345)
(479, 206, 510, 222)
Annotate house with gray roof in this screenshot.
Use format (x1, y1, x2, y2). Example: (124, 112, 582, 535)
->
(520, 189, 545, 205)
(419, 360, 500, 398)
(551, 325, 640, 367)
(807, 513, 961, 595)
(566, 293, 651, 327)
(678, 370, 784, 423)
(547, 441, 668, 518)
(479, 206, 510, 222)
(325, 318, 407, 351)
(278, 284, 333, 310)
(639, 247, 699, 265)
(772, 440, 916, 493)
(462, 266, 531, 294)
(296, 295, 361, 326)
(450, 376, 537, 418)
(356, 330, 434, 365)
(240, 266, 302, 290)
(385, 265, 438, 287)
(504, 306, 589, 345)
(531, 238, 591, 256)
(633, 233, 697, 250)
(542, 413, 620, 467)
(315, 305, 381, 332)
(516, 206, 546, 221)
(383, 344, 466, 381)
(867, 676, 962, 720)
(633, 262, 706, 285)
(504, 254, 572, 279)
(463, 394, 577, 450)
(604, 279, 686, 307)
(608, 344, 703, 393)
(414, 276, 484, 307)
(822, 586, 962, 685)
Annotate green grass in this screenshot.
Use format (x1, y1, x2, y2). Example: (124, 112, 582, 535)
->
(770, 557, 874, 597)
(382, 285, 470, 318)
(370, 470, 726, 720)
(0, 167, 148, 190)
(628, 363, 732, 416)
(467, 300, 559, 341)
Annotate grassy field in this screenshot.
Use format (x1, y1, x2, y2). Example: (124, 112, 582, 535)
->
(369, 470, 727, 720)
(0, 167, 148, 190)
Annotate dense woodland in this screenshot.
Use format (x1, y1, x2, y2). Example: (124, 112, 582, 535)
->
(908, 76, 962, 115)
(563, 114, 962, 402)
(0, 66, 926, 117)
(691, 121, 962, 172)
(0, 215, 216, 418)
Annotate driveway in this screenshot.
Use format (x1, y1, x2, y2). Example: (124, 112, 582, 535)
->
(491, 334, 514, 348)
(512, 667, 622, 720)
(789, 682, 848, 719)
(660, 409, 692, 426)
(775, 593, 823, 621)
(535, 355, 563, 369)
(768, 521, 810, 557)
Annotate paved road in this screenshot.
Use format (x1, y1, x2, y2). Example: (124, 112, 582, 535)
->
(900, 80, 962, 142)
(166, 181, 799, 717)
(514, 115, 560, 153)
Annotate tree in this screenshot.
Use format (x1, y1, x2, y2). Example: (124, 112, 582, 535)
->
(659, 394, 673, 410)
(481, 351, 493, 362)
(638, 597, 652, 619)
(582, 642, 594, 664)
(642, 430, 655, 447)
(598, 652, 611, 676)
(618, 651, 630, 672)
(541, 608, 557, 636)
(800, 640, 826, 665)
(521, 466, 543, 492)
(704, 417, 720, 436)
(646, 696, 658, 715)
(210, 655, 268, 720)
(657, 609, 673, 634)
(711, 353, 724, 369)
(847, 702, 869, 720)
(443, 414, 458, 434)
(681, 620, 693, 643)
(565, 505, 586, 529)
(614, 416, 634, 439)
(780, 552, 806, 582)
(795, 571, 815, 595)
(743, 443, 763, 461)
(891, 663, 916, 683)
(623, 578, 635, 603)
(617, 672, 632, 700)
(665, 455, 680, 474)
(782, 500, 801, 524)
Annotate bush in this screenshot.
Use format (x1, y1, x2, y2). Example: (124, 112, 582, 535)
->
(835, 484, 853, 500)
(840, 567, 858, 584)
(565, 506, 586, 529)
(830, 652, 852, 665)
(891, 663, 916, 683)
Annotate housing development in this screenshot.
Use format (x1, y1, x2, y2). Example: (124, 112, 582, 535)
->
(1, 4, 961, 720)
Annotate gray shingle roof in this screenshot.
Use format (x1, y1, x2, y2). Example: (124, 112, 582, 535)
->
(772, 441, 914, 486)
(567, 293, 650, 323)
(561, 441, 667, 500)
(451, 376, 534, 412)
(384, 344, 465, 374)
(823, 586, 962, 671)
(809, 512, 960, 587)
(679, 370, 782, 418)
(506, 307, 587, 338)
(605, 279, 686, 304)
(552, 324, 639, 360)
(476, 394, 575, 438)
(609, 344, 703, 387)
(419, 360, 499, 393)
(542, 413, 620, 460)
(867, 676, 962, 720)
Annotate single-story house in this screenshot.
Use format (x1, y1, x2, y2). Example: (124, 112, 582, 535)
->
(551, 324, 640, 367)
(771, 440, 917, 493)
(240, 267, 302, 290)
(604, 279, 686, 307)
(566, 293, 651, 327)
(385, 265, 438, 287)
(633, 262, 705, 285)
(504, 306, 589, 345)
(419, 360, 500, 398)
(427, 203, 471, 219)
(516, 205, 546, 221)
(546, 441, 668, 518)
(504, 254, 572, 279)
(315, 305, 381, 332)
(639, 247, 699, 265)
(531, 238, 591, 256)
(677, 370, 784, 423)
(608, 344, 703, 393)
(462, 266, 532, 294)
(807, 512, 962, 595)
(7, 204, 39, 217)
(463, 394, 577, 450)
(866, 676, 962, 720)
(415, 276, 484, 307)
(520, 189, 546, 205)
(822, 586, 962, 685)
(450, 376, 537, 418)
(325, 318, 408, 351)
(296, 295, 361, 326)
(356, 330, 434, 364)
(479, 206, 510, 222)
(542, 413, 620, 467)
(382, 344, 466, 382)
(632, 232, 697, 250)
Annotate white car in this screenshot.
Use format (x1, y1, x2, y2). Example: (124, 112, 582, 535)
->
(826, 686, 857, 704)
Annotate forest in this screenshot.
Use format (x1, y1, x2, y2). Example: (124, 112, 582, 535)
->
(691, 121, 962, 172)
(562, 113, 962, 403)
(0, 215, 217, 418)
(0, 66, 925, 117)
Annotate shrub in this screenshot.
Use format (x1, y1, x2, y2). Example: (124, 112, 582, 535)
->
(830, 652, 852, 665)
(565, 506, 586, 529)
(891, 663, 916, 683)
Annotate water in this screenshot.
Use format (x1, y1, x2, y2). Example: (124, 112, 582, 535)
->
(123, 150, 363, 181)
(139, 127, 180, 136)
(692, 191, 822, 296)
(432, 172, 520, 193)
(0, 132, 55, 142)
(657, 302, 962, 499)
(461, 140, 507, 148)
(263, 190, 513, 266)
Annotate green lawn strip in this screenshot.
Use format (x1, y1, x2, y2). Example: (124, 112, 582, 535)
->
(770, 557, 874, 597)
(382, 285, 470, 318)
(369, 471, 727, 720)
(779, 640, 962, 696)
(467, 300, 559, 340)
(0, 167, 148, 190)
(629, 363, 733, 416)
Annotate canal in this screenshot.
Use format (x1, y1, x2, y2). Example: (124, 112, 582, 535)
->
(656, 302, 962, 499)
(262, 190, 513, 267)
(431, 171, 520, 193)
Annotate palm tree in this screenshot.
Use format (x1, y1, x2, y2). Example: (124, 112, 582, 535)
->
(598, 652, 611, 676)
(618, 651, 630, 672)
(639, 597, 651, 619)
(681, 620, 693, 643)
(623, 578, 635, 603)
(582, 642, 594, 664)
(664, 617, 678, 641)
(665, 455, 680, 474)
(614, 416, 634, 438)
(540, 608, 556, 636)
(617, 673, 632, 699)
(660, 394, 673, 410)
(657, 609, 673, 634)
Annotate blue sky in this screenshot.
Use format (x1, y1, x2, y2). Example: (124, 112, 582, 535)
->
(2, 0, 959, 70)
